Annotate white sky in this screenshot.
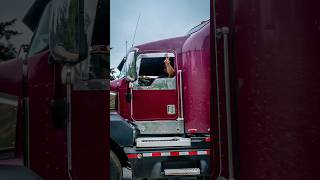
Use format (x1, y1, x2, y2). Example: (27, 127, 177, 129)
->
(110, 0, 210, 68)
(1, 0, 210, 66)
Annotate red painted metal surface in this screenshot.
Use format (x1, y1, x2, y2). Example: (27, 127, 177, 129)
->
(214, 0, 320, 179)
(111, 36, 190, 123)
(27, 50, 68, 179)
(211, 1, 233, 178)
(110, 78, 119, 92)
(71, 90, 109, 180)
(182, 22, 211, 134)
(136, 36, 187, 52)
(111, 78, 131, 119)
(132, 90, 178, 120)
(136, 36, 188, 69)
(114, 30, 212, 125)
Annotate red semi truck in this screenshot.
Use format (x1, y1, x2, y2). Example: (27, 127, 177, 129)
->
(109, 20, 211, 179)
(1, 0, 320, 180)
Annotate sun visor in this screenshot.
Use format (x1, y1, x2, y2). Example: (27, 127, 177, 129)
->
(22, 0, 50, 32)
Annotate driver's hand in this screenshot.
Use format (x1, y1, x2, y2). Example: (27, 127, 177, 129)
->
(164, 57, 170, 65)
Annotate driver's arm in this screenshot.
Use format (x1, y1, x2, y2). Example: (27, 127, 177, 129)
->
(164, 56, 175, 77)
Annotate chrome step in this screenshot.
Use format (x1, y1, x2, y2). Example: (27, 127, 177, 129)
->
(136, 137, 191, 148)
(164, 168, 201, 176)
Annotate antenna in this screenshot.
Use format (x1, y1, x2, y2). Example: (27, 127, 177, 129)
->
(126, 40, 128, 54)
(132, 13, 141, 47)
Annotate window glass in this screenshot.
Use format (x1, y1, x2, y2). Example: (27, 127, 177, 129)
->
(133, 55, 176, 90)
(119, 51, 135, 78)
(138, 57, 174, 76)
(119, 59, 128, 78)
(27, 3, 51, 57)
(126, 51, 136, 81)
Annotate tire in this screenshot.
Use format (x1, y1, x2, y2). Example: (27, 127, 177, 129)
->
(110, 150, 122, 180)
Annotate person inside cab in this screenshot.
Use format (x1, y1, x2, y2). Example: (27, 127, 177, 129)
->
(137, 53, 176, 88)
(161, 54, 175, 78)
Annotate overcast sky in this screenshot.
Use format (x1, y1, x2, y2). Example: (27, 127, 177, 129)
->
(1, 0, 210, 67)
(110, 0, 210, 67)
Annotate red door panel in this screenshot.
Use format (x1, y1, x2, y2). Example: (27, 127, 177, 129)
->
(27, 50, 68, 180)
(132, 90, 178, 120)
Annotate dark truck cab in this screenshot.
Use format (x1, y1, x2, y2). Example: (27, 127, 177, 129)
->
(0, 0, 109, 179)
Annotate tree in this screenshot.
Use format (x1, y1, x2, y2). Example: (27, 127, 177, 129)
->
(0, 19, 21, 62)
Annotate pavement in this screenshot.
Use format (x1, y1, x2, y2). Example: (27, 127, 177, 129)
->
(123, 167, 132, 180)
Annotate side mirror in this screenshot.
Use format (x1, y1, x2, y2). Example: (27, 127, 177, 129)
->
(49, 0, 89, 63)
(125, 51, 137, 82)
(117, 57, 126, 71)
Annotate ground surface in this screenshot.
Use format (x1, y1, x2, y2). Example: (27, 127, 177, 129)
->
(123, 167, 132, 180)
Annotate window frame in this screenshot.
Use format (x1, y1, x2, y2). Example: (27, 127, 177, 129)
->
(133, 52, 176, 90)
(136, 52, 175, 78)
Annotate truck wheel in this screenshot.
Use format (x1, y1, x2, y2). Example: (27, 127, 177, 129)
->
(110, 150, 122, 180)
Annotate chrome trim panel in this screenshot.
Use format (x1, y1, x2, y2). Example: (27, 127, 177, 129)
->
(136, 137, 191, 148)
(164, 168, 201, 176)
(134, 120, 184, 135)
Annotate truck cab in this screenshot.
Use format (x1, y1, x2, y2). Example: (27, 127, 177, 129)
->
(110, 20, 211, 179)
(0, 0, 109, 179)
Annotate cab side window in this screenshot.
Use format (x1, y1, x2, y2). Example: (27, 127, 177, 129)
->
(134, 57, 176, 90)
(27, 3, 51, 57)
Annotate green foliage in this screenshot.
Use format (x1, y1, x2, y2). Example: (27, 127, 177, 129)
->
(0, 19, 21, 62)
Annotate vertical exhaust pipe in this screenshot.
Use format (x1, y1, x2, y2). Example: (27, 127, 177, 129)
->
(215, 25, 236, 180)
